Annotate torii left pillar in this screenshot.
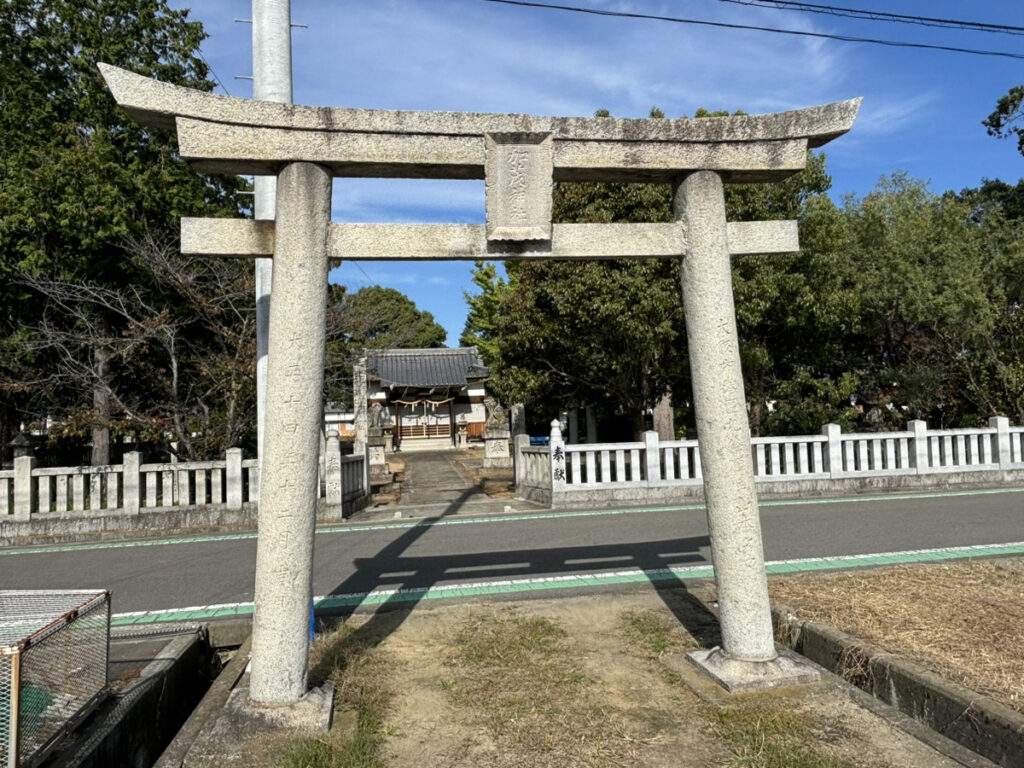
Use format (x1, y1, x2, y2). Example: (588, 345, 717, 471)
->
(249, 162, 332, 704)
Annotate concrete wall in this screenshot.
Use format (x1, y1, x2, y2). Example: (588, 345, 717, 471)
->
(546, 468, 1024, 508)
(49, 631, 215, 768)
(773, 605, 1024, 768)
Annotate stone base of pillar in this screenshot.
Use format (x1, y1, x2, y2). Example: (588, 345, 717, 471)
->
(368, 436, 388, 469)
(686, 647, 820, 693)
(484, 428, 512, 469)
(186, 684, 335, 765)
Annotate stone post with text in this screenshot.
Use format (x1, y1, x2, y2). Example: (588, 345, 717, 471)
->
(676, 172, 817, 691)
(249, 162, 332, 705)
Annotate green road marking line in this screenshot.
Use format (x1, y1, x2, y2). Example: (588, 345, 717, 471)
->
(6, 485, 1024, 558)
(107, 539, 1024, 626)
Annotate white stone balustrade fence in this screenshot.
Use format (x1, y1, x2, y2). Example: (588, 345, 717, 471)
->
(514, 417, 1024, 506)
(0, 443, 369, 522)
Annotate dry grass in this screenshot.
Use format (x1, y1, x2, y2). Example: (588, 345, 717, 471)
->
(709, 703, 856, 768)
(439, 607, 641, 767)
(769, 557, 1024, 713)
(257, 623, 395, 768)
(257, 595, 953, 768)
(621, 608, 698, 657)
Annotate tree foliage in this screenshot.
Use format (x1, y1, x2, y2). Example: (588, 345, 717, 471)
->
(459, 261, 506, 369)
(11, 234, 257, 460)
(476, 107, 833, 437)
(324, 285, 447, 405)
(0, 0, 250, 461)
(742, 173, 1024, 432)
(464, 105, 1024, 436)
(984, 85, 1024, 157)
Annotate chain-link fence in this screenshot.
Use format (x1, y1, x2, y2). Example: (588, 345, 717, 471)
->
(0, 591, 109, 768)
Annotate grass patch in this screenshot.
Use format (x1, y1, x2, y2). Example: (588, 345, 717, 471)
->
(441, 607, 638, 766)
(263, 623, 393, 768)
(769, 557, 1024, 714)
(621, 609, 694, 656)
(710, 702, 857, 768)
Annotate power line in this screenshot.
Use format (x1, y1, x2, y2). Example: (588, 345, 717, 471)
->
(730, 0, 1024, 37)
(199, 53, 232, 96)
(473, 0, 1024, 60)
(344, 261, 377, 285)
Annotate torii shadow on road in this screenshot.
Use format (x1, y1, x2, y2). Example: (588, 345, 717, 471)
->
(315, 502, 723, 657)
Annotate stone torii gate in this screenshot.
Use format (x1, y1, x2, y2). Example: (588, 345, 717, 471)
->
(100, 64, 859, 702)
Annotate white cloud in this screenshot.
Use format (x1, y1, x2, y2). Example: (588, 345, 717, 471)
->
(287, 0, 855, 121)
(849, 91, 941, 138)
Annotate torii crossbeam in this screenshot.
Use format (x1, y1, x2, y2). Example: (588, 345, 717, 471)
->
(101, 63, 859, 702)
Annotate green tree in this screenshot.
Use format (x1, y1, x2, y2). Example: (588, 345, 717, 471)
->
(459, 261, 508, 369)
(984, 85, 1024, 156)
(846, 174, 1024, 425)
(323, 284, 447, 406)
(0, 0, 248, 461)
(343, 286, 447, 350)
(490, 107, 835, 437)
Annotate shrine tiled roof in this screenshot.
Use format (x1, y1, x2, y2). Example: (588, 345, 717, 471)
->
(366, 347, 489, 388)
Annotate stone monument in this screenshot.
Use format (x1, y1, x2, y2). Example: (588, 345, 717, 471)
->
(366, 402, 391, 486)
(510, 402, 527, 438)
(100, 62, 858, 698)
(483, 396, 512, 469)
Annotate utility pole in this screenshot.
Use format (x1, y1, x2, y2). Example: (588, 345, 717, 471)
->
(252, 0, 293, 465)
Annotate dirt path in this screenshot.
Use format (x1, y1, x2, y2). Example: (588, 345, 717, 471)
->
(337, 589, 964, 768)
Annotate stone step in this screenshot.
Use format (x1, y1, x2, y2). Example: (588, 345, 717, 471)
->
(398, 437, 454, 453)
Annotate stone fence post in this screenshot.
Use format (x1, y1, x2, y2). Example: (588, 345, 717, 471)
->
(908, 419, 929, 474)
(362, 442, 371, 498)
(549, 420, 567, 494)
(122, 451, 141, 515)
(510, 403, 527, 438)
(353, 358, 368, 453)
(567, 408, 579, 444)
(325, 430, 343, 506)
(513, 433, 529, 488)
(13, 456, 36, 520)
(989, 416, 1012, 469)
(822, 424, 842, 477)
(643, 431, 661, 482)
(226, 448, 243, 510)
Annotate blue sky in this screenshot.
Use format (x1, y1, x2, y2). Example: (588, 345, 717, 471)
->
(171, 0, 1024, 344)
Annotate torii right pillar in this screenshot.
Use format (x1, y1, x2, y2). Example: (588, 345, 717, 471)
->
(676, 170, 819, 691)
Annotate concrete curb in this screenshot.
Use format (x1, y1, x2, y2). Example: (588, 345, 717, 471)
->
(50, 629, 213, 768)
(153, 635, 252, 768)
(544, 472, 1024, 508)
(772, 603, 1024, 768)
(0, 496, 370, 547)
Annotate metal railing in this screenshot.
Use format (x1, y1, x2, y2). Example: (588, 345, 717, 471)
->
(1, 590, 110, 768)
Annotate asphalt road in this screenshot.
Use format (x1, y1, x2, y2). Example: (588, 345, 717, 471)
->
(1, 488, 1022, 615)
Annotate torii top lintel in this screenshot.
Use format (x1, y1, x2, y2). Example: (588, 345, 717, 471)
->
(99, 64, 860, 184)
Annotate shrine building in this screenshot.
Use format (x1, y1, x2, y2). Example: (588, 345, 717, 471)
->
(357, 347, 490, 449)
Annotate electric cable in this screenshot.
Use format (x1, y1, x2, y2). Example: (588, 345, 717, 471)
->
(472, 0, 1024, 60)
(729, 0, 1024, 37)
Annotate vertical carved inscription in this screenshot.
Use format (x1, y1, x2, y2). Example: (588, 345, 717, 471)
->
(485, 132, 553, 241)
(506, 147, 530, 225)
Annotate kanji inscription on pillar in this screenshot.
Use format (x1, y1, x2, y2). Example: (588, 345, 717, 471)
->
(485, 132, 553, 241)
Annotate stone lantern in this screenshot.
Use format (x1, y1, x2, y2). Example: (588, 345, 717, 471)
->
(9, 431, 34, 460)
